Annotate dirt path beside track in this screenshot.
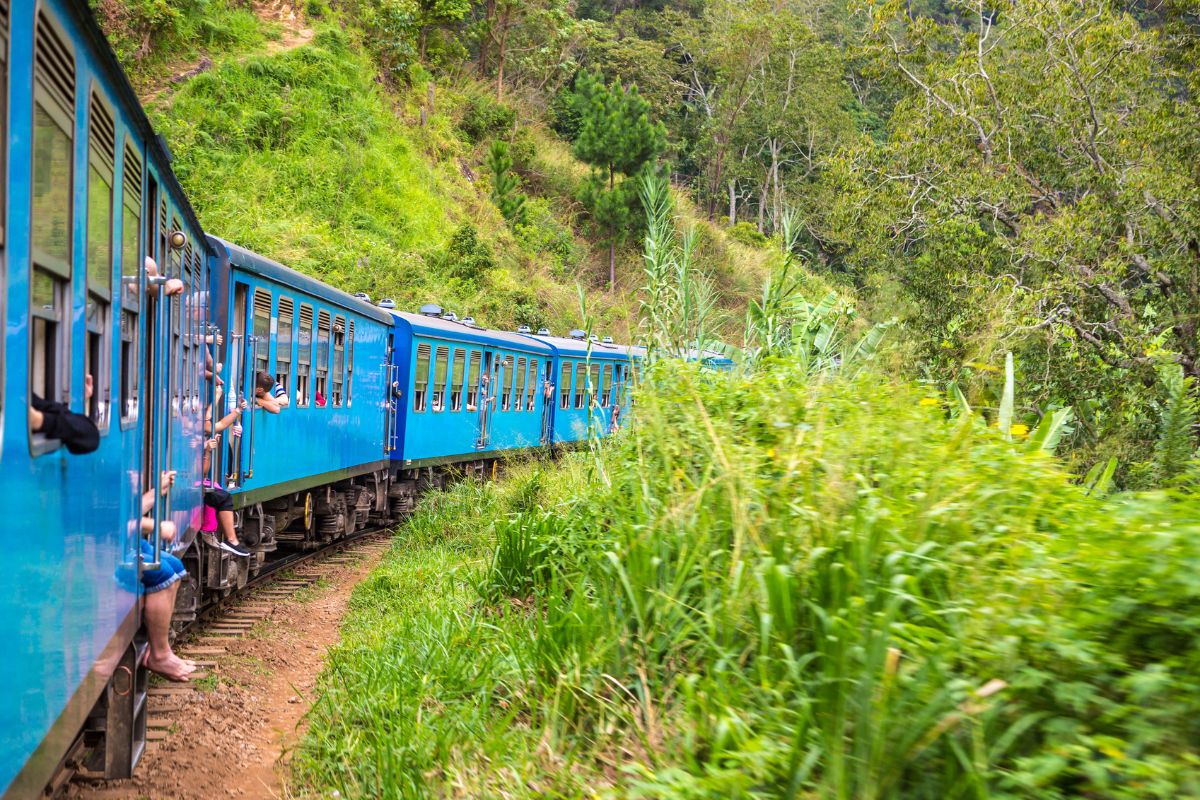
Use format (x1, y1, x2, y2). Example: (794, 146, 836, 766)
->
(71, 539, 390, 800)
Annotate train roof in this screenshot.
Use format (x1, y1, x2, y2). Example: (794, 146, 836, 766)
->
(388, 311, 556, 355)
(78, 3, 210, 252)
(522, 333, 641, 359)
(207, 236, 394, 324)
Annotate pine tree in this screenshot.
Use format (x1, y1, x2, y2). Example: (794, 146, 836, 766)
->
(487, 140, 526, 226)
(569, 71, 666, 287)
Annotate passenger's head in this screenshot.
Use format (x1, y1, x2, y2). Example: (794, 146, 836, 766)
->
(255, 370, 274, 396)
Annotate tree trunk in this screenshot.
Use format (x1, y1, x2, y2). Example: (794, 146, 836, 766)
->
(478, 0, 496, 76)
(609, 242, 616, 289)
(494, 6, 511, 101)
(728, 179, 737, 225)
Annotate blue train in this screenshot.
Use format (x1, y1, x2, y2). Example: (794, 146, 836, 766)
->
(0, 4, 640, 796)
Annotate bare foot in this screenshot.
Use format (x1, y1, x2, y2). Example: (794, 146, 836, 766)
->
(146, 652, 191, 682)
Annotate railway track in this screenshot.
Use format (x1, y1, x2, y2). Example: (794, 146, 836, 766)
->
(52, 530, 396, 797)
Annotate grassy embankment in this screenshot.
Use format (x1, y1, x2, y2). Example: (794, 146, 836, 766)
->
(293, 357, 1200, 799)
(98, 0, 769, 339)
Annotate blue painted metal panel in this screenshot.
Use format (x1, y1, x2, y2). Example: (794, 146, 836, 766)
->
(0, 1, 208, 793)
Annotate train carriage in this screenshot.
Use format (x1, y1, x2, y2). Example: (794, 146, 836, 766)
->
(524, 330, 639, 445)
(385, 307, 556, 475)
(1, 1, 211, 795)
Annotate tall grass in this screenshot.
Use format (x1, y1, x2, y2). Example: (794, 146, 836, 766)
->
(294, 358, 1200, 798)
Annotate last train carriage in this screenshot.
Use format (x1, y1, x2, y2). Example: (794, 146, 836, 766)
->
(0, 3, 642, 797)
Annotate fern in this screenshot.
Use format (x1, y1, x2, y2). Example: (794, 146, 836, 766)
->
(1152, 363, 1198, 484)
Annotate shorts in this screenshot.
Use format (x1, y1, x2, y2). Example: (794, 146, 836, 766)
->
(202, 483, 232, 532)
(140, 539, 187, 594)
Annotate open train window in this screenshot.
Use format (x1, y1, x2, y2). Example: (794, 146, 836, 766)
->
(574, 362, 586, 409)
(466, 351, 481, 411)
(514, 358, 527, 411)
(559, 361, 571, 409)
(601, 364, 613, 407)
(181, 250, 193, 408)
(169, 216, 182, 416)
(30, 9, 75, 420)
(527, 359, 538, 411)
(332, 316, 345, 407)
(501, 357, 514, 411)
(252, 288, 271, 376)
(413, 343, 430, 412)
(432, 346, 448, 412)
(276, 297, 293, 401)
(315, 310, 330, 407)
(296, 304, 312, 406)
(86, 90, 115, 430)
(589, 363, 601, 407)
(451, 348, 465, 411)
(346, 320, 355, 407)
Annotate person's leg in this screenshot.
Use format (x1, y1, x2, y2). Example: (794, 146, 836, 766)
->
(207, 488, 239, 545)
(218, 510, 238, 545)
(140, 543, 195, 680)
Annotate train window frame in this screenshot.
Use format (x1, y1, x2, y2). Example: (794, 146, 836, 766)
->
(315, 309, 330, 408)
(180, 246, 193, 409)
(252, 288, 271, 377)
(526, 358, 538, 411)
(500, 356, 514, 412)
(346, 320, 354, 407)
(466, 350, 481, 411)
(431, 345, 448, 412)
(331, 315, 346, 407)
(413, 343, 430, 413)
(589, 363, 601, 407)
(276, 297, 293, 402)
(169, 216, 182, 417)
(514, 357, 527, 412)
(29, 8, 75, 443)
(601, 364, 613, 407)
(84, 87, 117, 432)
(559, 361, 571, 409)
(450, 348, 465, 411)
(296, 303, 312, 407)
(574, 362, 586, 409)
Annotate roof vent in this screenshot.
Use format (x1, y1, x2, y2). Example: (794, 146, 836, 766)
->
(462, 316, 477, 326)
(516, 324, 532, 334)
(601, 336, 614, 344)
(537, 327, 551, 336)
(441, 311, 458, 321)
(377, 298, 396, 309)
(353, 291, 372, 303)
(589, 334, 599, 342)
(569, 329, 587, 340)
(419, 303, 443, 317)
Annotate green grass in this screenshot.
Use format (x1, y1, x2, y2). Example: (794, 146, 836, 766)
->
(292, 361, 1200, 799)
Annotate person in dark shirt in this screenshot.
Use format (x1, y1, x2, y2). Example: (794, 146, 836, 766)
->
(30, 374, 100, 454)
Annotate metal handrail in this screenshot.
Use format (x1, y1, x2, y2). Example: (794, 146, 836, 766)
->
(144, 276, 169, 571)
(245, 334, 259, 480)
(206, 324, 221, 486)
(226, 333, 243, 485)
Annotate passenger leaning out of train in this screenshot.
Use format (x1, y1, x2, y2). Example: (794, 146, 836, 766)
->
(254, 371, 284, 413)
(145, 255, 184, 297)
(29, 374, 100, 455)
(138, 469, 197, 682)
(202, 389, 251, 557)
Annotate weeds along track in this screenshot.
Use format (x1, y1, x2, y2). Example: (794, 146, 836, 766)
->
(57, 531, 394, 798)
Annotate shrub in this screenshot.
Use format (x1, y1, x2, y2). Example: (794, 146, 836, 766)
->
(726, 220, 768, 248)
(442, 223, 495, 283)
(459, 93, 516, 143)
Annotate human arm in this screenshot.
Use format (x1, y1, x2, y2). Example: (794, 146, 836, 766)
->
(256, 394, 282, 414)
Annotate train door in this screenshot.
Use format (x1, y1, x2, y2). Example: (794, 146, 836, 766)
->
(477, 350, 493, 448)
(225, 282, 249, 487)
(541, 359, 554, 445)
(141, 179, 171, 568)
(384, 332, 396, 456)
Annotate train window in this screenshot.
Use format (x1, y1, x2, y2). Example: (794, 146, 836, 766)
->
(527, 359, 538, 411)
(514, 358, 527, 411)
(276, 298, 293, 400)
(413, 343, 430, 412)
(589, 363, 601, 407)
(86, 91, 116, 430)
(31, 10, 75, 409)
(346, 320, 354, 407)
(252, 289, 271, 376)
(501, 357, 514, 411)
(574, 362, 586, 409)
(332, 316, 346, 407)
(120, 148, 143, 421)
(466, 351, 481, 411)
(181, 252, 193, 407)
(119, 311, 138, 421)
(601, 364, 613, 407)
(170, 218, 182, 416)
(315, 310, 330, 407)
(451, 348, 465, 411)
(296, 304, 312, 406)
(432, 346, 448, 412)
(559, 361, 571, 409)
